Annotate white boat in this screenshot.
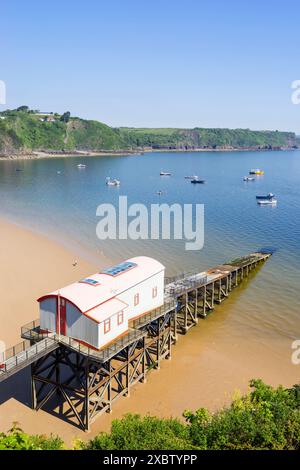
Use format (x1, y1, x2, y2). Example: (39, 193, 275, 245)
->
(77, 164, 86, 169)
(257, 199, 277, 206)
(106, 177, 120, 187)
(160, 171, 171, 176)
(185, 175, 198, 179)
(243, 176, 255, 181)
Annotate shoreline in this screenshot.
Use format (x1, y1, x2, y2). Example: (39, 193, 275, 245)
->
(0, 147, 297, 161)
(0, 217, 299, 446)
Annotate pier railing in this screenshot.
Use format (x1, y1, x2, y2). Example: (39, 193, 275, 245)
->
(21, 320, 146, 363)
(165, 273, 208, 297)
(0, 337, 58, 379)
(1, 339, 30, 363)
(56, 328, 145, 363)
(165, 272, 196, 285)
(21, 319, 45, 341)
(131, 300, 176, 329)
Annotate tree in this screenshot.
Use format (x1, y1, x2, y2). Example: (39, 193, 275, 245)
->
(60, 111, 71, 123)
(16, 105, 29, 113)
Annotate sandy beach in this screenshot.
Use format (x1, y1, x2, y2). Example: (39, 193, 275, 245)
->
(0, 218, 299, 447)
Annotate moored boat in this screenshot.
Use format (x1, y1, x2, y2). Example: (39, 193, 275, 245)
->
(106, 177, 120, 186)
(256, 193, 275, 200)
(191, 178, 206, 184)
(249, 169, 264, 175)
(243, 176, 255, 181)
(185, 175, 198, 179)
(257, 199, 277, 206)
(160, 171, 172, 176)
(77, 164, 86, 169)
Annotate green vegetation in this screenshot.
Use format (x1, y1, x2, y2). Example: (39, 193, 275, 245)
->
(0, 107, 297, 156)
(60, 111, 71, 123)
(0, 380, 299, 450)
(0, 423, 64, 450)
(120, 127, 297, 150)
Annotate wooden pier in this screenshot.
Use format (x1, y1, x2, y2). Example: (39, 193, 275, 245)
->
(0, 251, 272, 430)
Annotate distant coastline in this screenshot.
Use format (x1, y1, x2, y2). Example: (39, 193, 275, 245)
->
(0, 146, 298, 161)
(0, 107, 298, 159)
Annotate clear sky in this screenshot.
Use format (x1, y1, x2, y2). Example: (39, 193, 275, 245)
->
(1, 0, 300, 132)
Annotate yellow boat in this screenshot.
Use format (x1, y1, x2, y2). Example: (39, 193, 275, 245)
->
(249, 169, 264, 175)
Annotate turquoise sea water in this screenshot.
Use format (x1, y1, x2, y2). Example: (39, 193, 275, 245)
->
(0, 150, 299, 346)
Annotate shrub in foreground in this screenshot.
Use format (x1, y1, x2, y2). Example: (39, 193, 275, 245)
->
(1, 380, 299, 450)
(81, 380, 300, 450)
(0, 423, 64, 450)
(184, 379, 300, 450)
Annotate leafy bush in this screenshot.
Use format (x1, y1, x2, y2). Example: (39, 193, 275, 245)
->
(81, 414, 192, 450)
(184, 379, 300, 450)
(0, 381, 299, 450)
(0, 423, 64, 450)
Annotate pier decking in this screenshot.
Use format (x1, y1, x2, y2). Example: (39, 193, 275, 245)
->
(0, 251, 272, 429)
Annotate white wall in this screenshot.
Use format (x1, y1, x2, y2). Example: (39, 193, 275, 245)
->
(66, 302, 99, 349)
(117, 270, 165, 322)
(39, 269, 165, 350)
(40, 297, 56, 332)
(97, 311, 129, 349)
(97, 270, 165, 349)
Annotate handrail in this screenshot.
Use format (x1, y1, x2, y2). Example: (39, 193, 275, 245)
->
(165, 274, 208, 296)
(0, 337, 58, 375)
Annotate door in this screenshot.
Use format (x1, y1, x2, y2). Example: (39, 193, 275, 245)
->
(56, 297, 67, 336)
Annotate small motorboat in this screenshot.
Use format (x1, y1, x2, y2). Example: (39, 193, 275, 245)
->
(160, 171, 171, 176)
(77, 164, 86, 169)
(156, 190, 164, 196)
(243, 176, 255, 181)
(257, 199, 277, 206)
(185, 175, 198, 180)
(256, 193, 275, 200)
(249, 169, 264, 175)
(106, 177, 120, 187)
(191, 178, 206, 184)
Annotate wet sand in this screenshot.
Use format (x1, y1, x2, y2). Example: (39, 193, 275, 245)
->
(0, 219, 299, 447)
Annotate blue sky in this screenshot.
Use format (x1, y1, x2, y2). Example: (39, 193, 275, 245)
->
(1, 0, 300, 132)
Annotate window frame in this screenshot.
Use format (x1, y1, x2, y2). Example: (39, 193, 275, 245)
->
(117, 310, 124, 326)
(104, 318, 111, 334)
(134, 293, 140, 306)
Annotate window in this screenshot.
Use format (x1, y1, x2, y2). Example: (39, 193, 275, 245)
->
(104, 318, 111, 334)
(118, 311, 124, 325)
(79, 278, 100, 286)
(152, 286, 158, 298)
(102, 261, 137, 277)
(134, 293, 140, 306)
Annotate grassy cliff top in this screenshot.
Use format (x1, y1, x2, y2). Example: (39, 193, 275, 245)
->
(0, 108, 297, 156)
